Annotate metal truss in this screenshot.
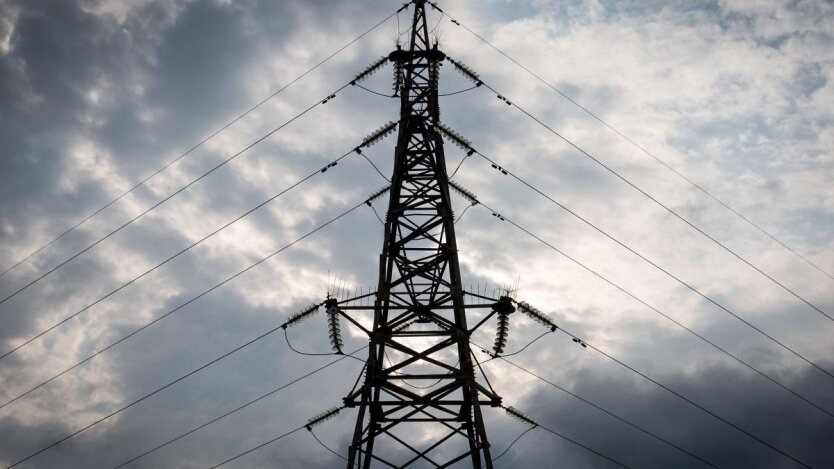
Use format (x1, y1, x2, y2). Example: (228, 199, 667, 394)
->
(339, 1, 504, 467)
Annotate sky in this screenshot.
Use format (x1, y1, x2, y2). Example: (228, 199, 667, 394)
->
(0, 0, 833, 467)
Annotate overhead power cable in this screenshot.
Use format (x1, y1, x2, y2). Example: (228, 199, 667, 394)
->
(536, 422, 633, 468)
(0, 133, 392, 364)
(432, 2, 834, 284)
(474, 79, 834, 325)
(111, 348, 366, 469)
(473, 151, 834, 402)
(5, 320, 354, 468)
(493, 354, 721, 468)
(472, 337, 718, 468)
(0, 83, 355, 309)
(0, 4, 405, 283)
(309, 428, 350, 462)
(0, 198, 368, 412)
(478, 203, 812, 468)
(497, 331, 552, 358)
(497, 403, 633, 468)
(486, 426, 536, 466)
(284, 328, 337, 357)
(209, 424, 307, 469)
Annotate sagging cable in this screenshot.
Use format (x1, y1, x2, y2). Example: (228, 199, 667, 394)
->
(449, 180, 479, 206)
(352, 57, 389, 85)
(516, 301, 558, 332)
(359, 121, 397, 149)
(281, 303, 321, 329)
(446, 57, 483, 86)
(306, 407, 342, 430)
(436, 122, 475, 155)
(505, 406, 538, 427)
(325, 298, 344, 354)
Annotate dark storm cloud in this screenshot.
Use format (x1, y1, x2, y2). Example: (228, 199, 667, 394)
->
(510, 358, 834, 468)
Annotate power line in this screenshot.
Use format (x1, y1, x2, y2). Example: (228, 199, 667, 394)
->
(498, 331, 551, 358)
(0, 126, 396, 360)
(0, 143, 369, 364)
(455, 203, 474, 224)
(471, 151, 834, 403)
(357, 149, 390, 182)
(475, 80, 834, 325)
(354, 82, 395, 97)
(439, 84, 480, 97)
(534, 421, 633, 468)
(0, 83, 353, 309)
(485, 425, 536, 466)
(212, 420, 332, 469)
(0, 5, 405, 283)
(493, 354, 721, 468)
(0, 199, 367, 412)
(285, 328, 342, 357)
(309, 427, 350, 462)
(6, 316, 341, 468)
(449, 152, 471, 178)
(112, 348, 365, 468)
(471, 336, 719, 468)
(209, 424, 308, 469)
(478, 203, 812, 468)
(433, 3, 834, 284)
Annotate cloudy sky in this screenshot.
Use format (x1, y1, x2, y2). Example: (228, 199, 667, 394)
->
(1, 0, 833, 467)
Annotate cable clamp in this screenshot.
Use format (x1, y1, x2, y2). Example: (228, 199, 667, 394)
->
(320, 161, 338, 173)
(490, 163, 508, 175)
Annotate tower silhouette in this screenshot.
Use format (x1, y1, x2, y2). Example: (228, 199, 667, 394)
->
(339, 1, 504, 467)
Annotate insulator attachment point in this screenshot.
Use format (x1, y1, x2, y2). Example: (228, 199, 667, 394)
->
(325, 299, 344, 354)
(306, 407, 341, 430)
(505, 406, 538, 427)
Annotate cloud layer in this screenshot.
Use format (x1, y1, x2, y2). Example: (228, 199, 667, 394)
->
(0, 0, 832, 467)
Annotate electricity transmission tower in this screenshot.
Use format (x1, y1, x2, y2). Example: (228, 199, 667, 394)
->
(340, 1, 506, 467)
(282, 1, 546, 466)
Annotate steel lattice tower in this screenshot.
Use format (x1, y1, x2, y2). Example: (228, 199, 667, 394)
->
(339, 1, 503, 467)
